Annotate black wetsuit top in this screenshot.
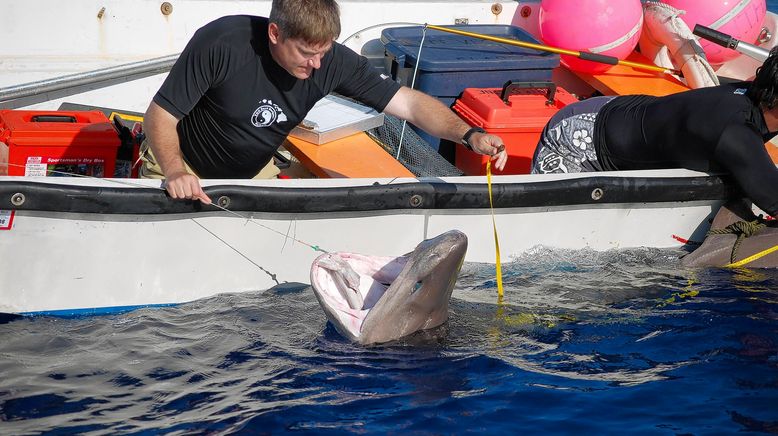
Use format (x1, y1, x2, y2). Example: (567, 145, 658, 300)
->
(153, 15, 401, 178)
(594, 82, 778, 215)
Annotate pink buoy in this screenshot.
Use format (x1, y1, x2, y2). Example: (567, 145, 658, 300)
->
(664, 0, 766, 65)
(538, 0, 643, 74)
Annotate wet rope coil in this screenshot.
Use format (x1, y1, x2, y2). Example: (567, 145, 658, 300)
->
(707, 219, 767, 264)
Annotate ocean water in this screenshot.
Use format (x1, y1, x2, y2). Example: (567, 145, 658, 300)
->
(3, 5, 778, 436)
(2, 247, 777, 433)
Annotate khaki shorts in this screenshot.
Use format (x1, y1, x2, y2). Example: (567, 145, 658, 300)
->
(138, 139, 281, 180)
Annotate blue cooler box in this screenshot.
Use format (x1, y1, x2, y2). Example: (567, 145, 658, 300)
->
(381, 25, 559, 151)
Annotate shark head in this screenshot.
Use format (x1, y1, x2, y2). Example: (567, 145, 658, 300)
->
(310, 230, 468, 345)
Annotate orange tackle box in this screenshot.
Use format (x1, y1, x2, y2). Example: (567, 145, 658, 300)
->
(0, 110, 121, 177)
(452, 81, 578, 175)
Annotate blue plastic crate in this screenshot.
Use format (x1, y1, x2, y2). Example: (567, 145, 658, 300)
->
(382, 24, 559, 150)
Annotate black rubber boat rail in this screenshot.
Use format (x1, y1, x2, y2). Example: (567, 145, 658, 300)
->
(0, 175, 741, 215)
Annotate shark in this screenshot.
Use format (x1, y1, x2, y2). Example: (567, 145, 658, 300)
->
(310, 230, 468, 345)
(682, 201, 778, 268)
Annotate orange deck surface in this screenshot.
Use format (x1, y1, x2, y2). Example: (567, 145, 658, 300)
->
(284, 132, 414, 178)
(573, 52, 690, 97)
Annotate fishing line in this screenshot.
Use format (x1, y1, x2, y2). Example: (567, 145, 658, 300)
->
(206, 201, 328, 253)
(396, 24, 428, 160)
(190, 219, 280, 285)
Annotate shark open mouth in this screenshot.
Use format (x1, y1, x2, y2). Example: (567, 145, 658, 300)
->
(310, 230, 468, 344)
(311, 252, 408, 340)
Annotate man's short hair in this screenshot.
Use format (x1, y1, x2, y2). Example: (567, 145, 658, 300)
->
(749, 46, 778, 109)
(269, 0, 341, 44)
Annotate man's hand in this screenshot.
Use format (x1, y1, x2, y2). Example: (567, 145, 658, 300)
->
(163, 171, 212, 204)
(382, 87, 509, 171)
(469, 132, 508, 171)
(143, 102, 212, 203)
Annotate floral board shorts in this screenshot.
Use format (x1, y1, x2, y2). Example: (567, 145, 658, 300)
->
(530, 96, 616, 174)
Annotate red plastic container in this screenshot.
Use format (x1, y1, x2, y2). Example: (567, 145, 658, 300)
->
(452, 82, 578, 175)
(0, 110, 120, 177)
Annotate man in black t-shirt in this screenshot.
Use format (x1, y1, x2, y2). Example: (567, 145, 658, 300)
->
(143, 0, 507, 203)
(530, 48, 778, 217)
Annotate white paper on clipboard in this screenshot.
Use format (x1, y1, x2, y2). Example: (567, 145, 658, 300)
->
(289, 95, 385, 144)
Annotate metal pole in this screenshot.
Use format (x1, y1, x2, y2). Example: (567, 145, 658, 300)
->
(0, 54, 180, 103)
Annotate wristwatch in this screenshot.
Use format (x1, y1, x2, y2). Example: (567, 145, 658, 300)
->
(461, 127, 486, 151)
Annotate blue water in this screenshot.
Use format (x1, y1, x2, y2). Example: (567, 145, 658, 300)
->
(3, 5, 778, 434)
(1, 246, 777, 434)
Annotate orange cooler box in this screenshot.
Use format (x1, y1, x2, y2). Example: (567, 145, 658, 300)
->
(452, 82, 578, 175)
(0, 110, 120, 177)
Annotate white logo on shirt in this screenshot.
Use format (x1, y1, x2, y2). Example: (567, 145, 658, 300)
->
(734, 88, 748, 95)
(251, 99, 288, 127)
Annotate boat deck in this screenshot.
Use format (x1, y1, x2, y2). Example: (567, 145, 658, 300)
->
(573, 52, 690, 97)
(284, 133, 415, 178)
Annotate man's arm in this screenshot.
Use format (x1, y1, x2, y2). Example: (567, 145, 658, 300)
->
(144, 101, 211, 204)
(383, 86, 507, 170)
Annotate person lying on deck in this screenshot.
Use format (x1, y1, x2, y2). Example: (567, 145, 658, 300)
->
(141, 0, 507, 203)
(530, 47, 778, 218)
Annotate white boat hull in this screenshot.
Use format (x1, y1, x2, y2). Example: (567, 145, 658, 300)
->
(0, 170, 730, 314)
(1, 1, 773, 314)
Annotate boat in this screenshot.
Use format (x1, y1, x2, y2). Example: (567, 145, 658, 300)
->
(1, 0, 777, 315)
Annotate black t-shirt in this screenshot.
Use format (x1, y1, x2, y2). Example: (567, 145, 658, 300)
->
(594, 82, 778, 215)
(153, 15, 401, 178)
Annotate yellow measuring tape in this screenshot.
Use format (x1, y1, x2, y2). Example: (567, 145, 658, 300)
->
(725, 244, 778, 268)
(486, 161, 504, 298)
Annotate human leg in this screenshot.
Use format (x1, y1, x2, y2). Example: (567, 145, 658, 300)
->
(140, 139, 280, 180)
(531, 96, 614, 174)
(138, 139, 198, 179)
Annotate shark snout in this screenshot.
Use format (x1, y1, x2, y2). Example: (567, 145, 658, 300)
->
(413, 230, 468, 274)
(356, 230, 468, 344)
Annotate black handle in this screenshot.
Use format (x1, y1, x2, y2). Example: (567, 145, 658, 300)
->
(578, 51, 619, 65)
(500, 80, 557, 105)
(31, 115, 77, 123)
(693, 24, 738, 50)
(273, 151, 292, 169)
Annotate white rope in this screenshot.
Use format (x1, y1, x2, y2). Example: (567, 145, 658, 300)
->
(396, 24, 428, 160)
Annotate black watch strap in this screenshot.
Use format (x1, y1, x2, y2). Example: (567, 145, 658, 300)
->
(461, 127, 486, 151)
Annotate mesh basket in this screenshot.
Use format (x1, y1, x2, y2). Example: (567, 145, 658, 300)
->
(368, 114, 464, 177)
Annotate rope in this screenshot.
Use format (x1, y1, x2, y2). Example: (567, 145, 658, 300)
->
(486, 161, 504, 298)
(396, 24, 428, 160)
(707, 219, 767, 264)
